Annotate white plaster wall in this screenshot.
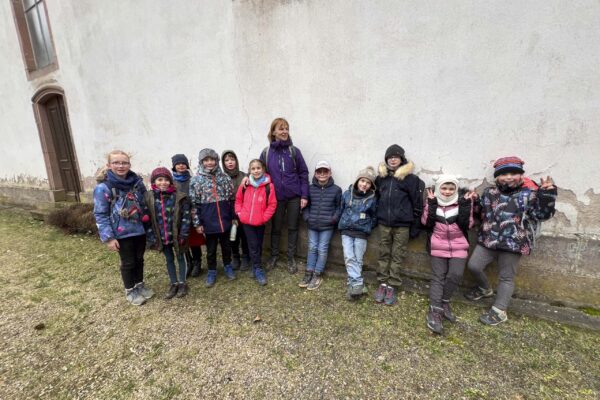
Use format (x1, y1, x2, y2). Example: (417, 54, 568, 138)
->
(1, 0, 600, 233)
(0, 1, 50, 187)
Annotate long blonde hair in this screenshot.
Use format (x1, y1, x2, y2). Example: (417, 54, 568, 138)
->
(95, 150, 131, 182)
(267, 117, 290, 142)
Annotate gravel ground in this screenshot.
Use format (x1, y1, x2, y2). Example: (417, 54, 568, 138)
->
(0, 209, 598, 399)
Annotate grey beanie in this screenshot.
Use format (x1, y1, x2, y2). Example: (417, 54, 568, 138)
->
(355, 166, 377, 189)
(198, 148, 219, 163)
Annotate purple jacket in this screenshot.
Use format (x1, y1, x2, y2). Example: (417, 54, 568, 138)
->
(260, 139, 309, 201)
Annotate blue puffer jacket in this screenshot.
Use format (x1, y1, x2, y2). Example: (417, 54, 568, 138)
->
(303, 176, 342, 231)
(338, 184, 378, 237)
(93, 170, 147, 242)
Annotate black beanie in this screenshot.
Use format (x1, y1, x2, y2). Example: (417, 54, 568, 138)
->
(171, 154, 190, 171)
(385, 144, 405, 162)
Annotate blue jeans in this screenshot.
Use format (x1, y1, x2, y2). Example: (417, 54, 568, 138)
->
(341, 235, 367, 287)
(163, 244, 187, 284)
(306, 229, 334, 274)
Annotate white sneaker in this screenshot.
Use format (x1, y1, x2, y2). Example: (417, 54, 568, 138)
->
(135, 282, 154, 299)
(125, 287, 146, 306)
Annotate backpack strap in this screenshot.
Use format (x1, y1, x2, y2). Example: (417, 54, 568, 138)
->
(261, 145, 297, 172)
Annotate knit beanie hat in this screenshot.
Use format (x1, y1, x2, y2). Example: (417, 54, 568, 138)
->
(171, 154, 189, 171)
(151, 167, 173, 184)
(385, 144, 405, 162)
(493, 156, 525, 177)
(434, 174, 459, 206)
(198, 148, 219, 163)
(355, 166, 377, 190)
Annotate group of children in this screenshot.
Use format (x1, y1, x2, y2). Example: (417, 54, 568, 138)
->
(93, 137, 557, 334)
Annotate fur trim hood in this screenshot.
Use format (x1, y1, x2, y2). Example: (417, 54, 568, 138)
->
(378, 160, 414, 180)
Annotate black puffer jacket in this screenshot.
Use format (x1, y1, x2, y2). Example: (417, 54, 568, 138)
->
(375, 160, 424, 232)
(302, 176, 342, 231)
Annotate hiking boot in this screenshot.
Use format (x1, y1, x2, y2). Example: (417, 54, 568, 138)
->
(307, 273, 322, 291)
(298, 271, 313, 288)
(266, 256, 278, 271)
(224, 264, 236, 280)
(254, 267, 267, 286)
(464, 286, 494, 301)
(125, 287, 146, 306)
(384, 286, 397, 306)
(191, 260, 202, 277)
(205, 270, 217, 288)
(231, 256, 241, 270)
(176, 282, 189, 298)
(479, 307, 508, 326)
(426, 305, 444, 334)
(442, 301, 457, 322)
(135, 282, 154, 299)
(240, 257, 250, 271)
(287, 257, 298, 274)
(374, 283, 387, 303)
(164, 284, 178, 300)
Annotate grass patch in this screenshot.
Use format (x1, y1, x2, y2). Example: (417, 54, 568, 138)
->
(0, 208, 599, 399)
(579, 306, 600, 317)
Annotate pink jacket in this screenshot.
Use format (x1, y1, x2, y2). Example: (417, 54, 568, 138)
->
(421, 200, 474, 259)
(235, 175, 277, 226)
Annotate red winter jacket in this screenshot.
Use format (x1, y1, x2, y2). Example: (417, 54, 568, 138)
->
(235, 175, 277, 226)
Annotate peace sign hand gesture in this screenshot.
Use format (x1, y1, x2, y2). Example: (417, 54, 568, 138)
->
(426, 187, 436, 200)
(540, 176, 555, 190)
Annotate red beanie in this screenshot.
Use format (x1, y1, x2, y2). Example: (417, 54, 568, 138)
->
(150, 167, 173, 184)
(493, 156, 525, 178)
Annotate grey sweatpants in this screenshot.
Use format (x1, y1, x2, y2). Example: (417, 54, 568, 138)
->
(467, 245, 521, 311)
(429, 256, 466, 308)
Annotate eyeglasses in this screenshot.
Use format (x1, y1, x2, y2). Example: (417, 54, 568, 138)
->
(111, 161, 130, 166)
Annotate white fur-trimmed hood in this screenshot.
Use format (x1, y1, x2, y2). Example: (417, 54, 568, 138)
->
(378, 160, 414, 180)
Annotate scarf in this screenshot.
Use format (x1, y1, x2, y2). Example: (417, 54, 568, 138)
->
(173, 170, 190, 183)
(250, 174, 267, 188)
(107, 170, 140, 191)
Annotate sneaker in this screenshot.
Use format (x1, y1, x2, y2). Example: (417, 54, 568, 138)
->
(349, 284, 364, 297)
(464, 286, 494, 301)
(205, 270, 217, 288)
(224, 264, 236, 280)
(307, 273, 322, 291)
(231, 256, 241, 270)
(298, 271, 313, 288)
(287, 257, 298, 274)
(125, 287, 146, 306)
(176, 282, 189, 298)
(479, 307, 508, 326)
(384, 286, 397, 306)
(240, 257, 250, 271)
(164, 284, 178, 300)
(135, 282, 154, 299)
(442, 301, 457, 322)
(266, 256, 278, 271)
(426, 305, 444, 334)
(374, 283, 387, 303)
(254, 267, 267, 286)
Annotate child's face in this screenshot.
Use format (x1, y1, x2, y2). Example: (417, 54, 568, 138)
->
(223, 155, 237, 171)
(273, 122, 289, 141)
(174, 163, 187, 173)
(202, 157, 217, 170)
(108, 154, 131, 178)
(249, 162, 264, 179)
(357, 178, 372, 192)
(497, 173, 522, 187)
(439, 183, 457, 197)
(387, 155, 401, 169)
(315, 168, 331, 185)
(154, 177, 171, 191)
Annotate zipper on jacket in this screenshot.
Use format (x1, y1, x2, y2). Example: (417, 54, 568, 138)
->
(213, 176, 225, 232)
(160, 192, 169, 244)
(317, 186, 324, 228)
(387, 180, 392, 224)
(249, 189, 257, 223)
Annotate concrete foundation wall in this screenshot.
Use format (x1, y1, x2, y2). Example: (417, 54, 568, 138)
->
(1, 0, 599, 306)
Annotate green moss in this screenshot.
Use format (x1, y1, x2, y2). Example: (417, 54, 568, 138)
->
(579, 307, 600, 317)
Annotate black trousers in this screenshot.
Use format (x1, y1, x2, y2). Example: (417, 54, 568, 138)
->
(117, 235, 146, 289)
(205, 231, 232, 270)
(243, 224, 266, 268)
(270, 196, 301, 258)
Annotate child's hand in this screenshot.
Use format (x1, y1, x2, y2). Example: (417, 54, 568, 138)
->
(464, 190, 479, 201)
(426, 187, 435, 200)
(106, 239, 120, 252)
(196, 226, 204, 234)
(241, 176, 249, 187)
(540, 176, 555, 190)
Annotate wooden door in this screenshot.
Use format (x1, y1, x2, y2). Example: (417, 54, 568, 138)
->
(44, 96, 80, 201)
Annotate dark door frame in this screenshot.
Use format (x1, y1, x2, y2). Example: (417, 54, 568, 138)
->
(32, 85, 82, 201)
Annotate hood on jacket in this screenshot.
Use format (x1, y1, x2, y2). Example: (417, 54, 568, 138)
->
(221, 149, 240, 177)
(378, 160, 414, 181)
(197, 148, 220, 175)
